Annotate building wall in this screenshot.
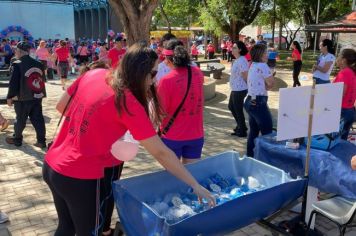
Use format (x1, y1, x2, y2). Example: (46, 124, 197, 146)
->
(0, 1, 75, 40)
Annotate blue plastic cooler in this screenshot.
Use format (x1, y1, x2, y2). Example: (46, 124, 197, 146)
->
(113, 151, 307, 236)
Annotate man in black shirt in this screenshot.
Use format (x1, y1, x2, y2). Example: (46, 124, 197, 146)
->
(6, 41, 46, 148)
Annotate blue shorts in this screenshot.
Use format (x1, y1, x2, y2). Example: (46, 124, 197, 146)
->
(161, 137, 204, 159)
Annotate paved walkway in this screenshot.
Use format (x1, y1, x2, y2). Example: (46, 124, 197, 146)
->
(0, 64, 355, 236)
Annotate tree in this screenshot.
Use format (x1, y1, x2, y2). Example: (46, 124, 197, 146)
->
(152, 0, 200, 30)
(301, 0, 353, 49)
(200, 0, 266, 40)
(253, 0, 303, 49)
(108, 0, 159, 46)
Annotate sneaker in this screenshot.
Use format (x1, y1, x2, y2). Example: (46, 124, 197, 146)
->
(34, 142, 46, 149)
(5, 137, 22, 147)
(0, 211, 9, 223)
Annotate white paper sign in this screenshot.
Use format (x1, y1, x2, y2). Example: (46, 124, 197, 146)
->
(277, 83, 343, 141)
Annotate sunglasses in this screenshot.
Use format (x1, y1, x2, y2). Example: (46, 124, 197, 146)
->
(150, 70, 158, 78)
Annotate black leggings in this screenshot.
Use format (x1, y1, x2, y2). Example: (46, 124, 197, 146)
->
(43, 162, 104, 236)
(103, 164, 124, 232)
(293, 60, 302, 87)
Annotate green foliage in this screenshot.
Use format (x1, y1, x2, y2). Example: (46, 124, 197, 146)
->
(152, 0, 200, 28)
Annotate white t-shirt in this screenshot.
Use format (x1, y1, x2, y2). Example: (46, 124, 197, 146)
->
(247, 62, 272, 97)
(156, 61, 171, 83)
(230, 56, 249, 91)
(156, 61, 197, 83)
(313, 53, 336, 81)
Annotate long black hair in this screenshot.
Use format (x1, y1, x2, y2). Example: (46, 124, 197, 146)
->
(165, 39, 191, 67)
(340, 48, 356, 73)
(292, 41, 302, 54)
(322, 39, 335, 55)
(111, 44, 164, 126)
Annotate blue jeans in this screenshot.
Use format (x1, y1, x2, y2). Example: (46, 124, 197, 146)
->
(244, 96, 273, 157)
(341, 108, 355, 140)
(313, 77, 330, 84)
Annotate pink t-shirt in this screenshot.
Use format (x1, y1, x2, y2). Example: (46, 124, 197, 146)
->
(333, 67, 356, 109)
(191, 46, 198, 56)
(158, 66, 204, 141)
(36, 47, 49, 60)
(108, 47, 126, 69)
(77, 46, 88, 56)
(45, 69, 156, 179)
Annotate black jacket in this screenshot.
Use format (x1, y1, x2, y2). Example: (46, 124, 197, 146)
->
(7, 55, 46, 101)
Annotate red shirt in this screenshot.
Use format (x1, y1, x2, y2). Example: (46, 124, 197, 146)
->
(333, 67, 356, 109)
(191, 45, 198, 56)
(158, 66, 204, 140)
(292, 49, 302, 61)
(207, 45, 215, 53)
(55, 46, 70, 62)
(45, 69, 156, 179)
(108, 47, 126, 69)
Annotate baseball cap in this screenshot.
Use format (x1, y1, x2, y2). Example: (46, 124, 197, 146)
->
(16, 41, 31, 52)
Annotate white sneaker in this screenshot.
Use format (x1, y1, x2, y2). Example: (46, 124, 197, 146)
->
(0, 211, 9, 223)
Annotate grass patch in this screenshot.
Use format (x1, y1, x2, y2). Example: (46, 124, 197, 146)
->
(277, 50, 318, 73)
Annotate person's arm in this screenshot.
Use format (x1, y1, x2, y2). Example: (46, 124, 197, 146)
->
(56, 91, 71, 114)
(6, 63, 21, 106)
(315, 61, 333, 73)
(265, 75, 274, 90)
(351, 155, 356, 170)
(140, 136, 215, 206)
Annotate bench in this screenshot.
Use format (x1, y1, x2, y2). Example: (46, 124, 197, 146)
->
(200, 62, 225, 80)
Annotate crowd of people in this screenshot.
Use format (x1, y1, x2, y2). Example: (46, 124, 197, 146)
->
(0, 31, 355, 235)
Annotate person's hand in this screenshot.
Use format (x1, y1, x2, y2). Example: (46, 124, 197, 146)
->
(286, 57, 291, 61)
(312, 64, 317, 72)
(351, 155, 356, 170)
(7, 99, 13, 107)
(193, 184, 216, 207)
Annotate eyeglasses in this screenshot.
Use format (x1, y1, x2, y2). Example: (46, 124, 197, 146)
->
(150, 70, 158, 78)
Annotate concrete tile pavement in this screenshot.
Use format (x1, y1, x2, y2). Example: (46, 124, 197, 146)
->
(0, 67, 355, 235)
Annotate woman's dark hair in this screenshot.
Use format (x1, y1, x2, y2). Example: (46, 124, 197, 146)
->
(111, 44, 163, 126)
(159, 33, 176, 47)
(59, 40, 66, 47)
(235, 41, 248, 56)
(292, 41, 302, 54)
(79, 61, 109, 75)
(165, 39, 191, 67)
(250, 44, 267, 62)
(322, 39, 335, 55)
(340, 48, 356, 73)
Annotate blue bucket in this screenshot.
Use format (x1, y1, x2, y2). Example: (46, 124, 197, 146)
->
(113, 151, 307, 236)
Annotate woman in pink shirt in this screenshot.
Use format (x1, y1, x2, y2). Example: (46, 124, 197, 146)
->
(98, 42, 108, 63)
(190, 42, 199, 61)
(76, 41, 89, 65)
(158, 39, 205, 164)
(36, 40, 49, 81)
(333, 48, 356, 139)
(43, 44, 214, 236)
(287, 41, 303, 87)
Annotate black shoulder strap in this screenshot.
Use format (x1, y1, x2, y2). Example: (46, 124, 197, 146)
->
(160, 65, 192, 135)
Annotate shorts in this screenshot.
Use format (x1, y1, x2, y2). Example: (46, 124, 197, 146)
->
(161, 137, 204, 159)
(39, 60, 47, 70)
(58, 61, 69, 78)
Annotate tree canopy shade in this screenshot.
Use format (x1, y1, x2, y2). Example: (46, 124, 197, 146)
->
(108, 0, 159, 45)
(200, 0, 265, 40)
(305, 11, 356, 33)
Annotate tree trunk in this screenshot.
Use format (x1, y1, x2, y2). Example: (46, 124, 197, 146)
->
(158, 0, 171, 34)
(278, 22, 283, 50)
(108, 0, 159, 46)
(272, 0, 276, 45)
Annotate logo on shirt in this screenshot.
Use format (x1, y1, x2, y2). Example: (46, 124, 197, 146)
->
(25, 67, 45, 96)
